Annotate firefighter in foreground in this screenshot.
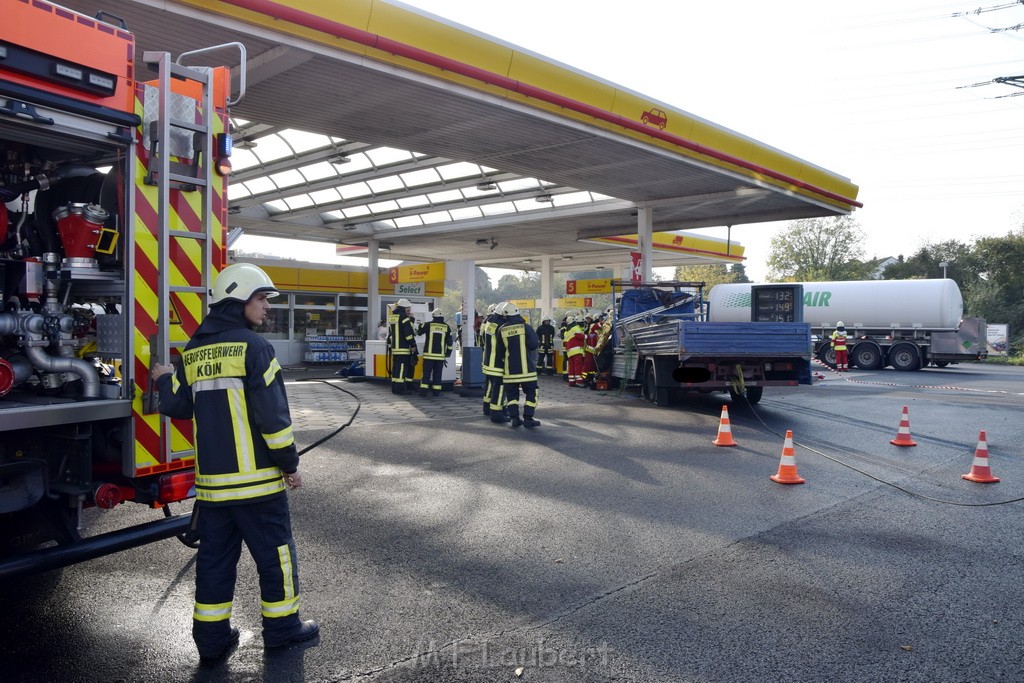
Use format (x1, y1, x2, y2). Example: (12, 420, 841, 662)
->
(495, 302, 541, 428)
(151, 263, 318, 661)
(418, 307, 453, 396)
(387, 298, 418, 394)
(831, 321, 849, 372)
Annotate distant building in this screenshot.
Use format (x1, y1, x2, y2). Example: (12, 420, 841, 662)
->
(872, 256, 898, 279)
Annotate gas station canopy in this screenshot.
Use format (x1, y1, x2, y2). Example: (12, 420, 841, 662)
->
(56, 0, 860, 272)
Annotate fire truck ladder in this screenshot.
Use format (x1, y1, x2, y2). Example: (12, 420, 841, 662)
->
(140, 45, 245, 465)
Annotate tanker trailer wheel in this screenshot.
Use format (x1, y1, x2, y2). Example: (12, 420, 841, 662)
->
(851, 342, 883, 370)
(933, 361, 950, 368)
(888, 342, 921, 371)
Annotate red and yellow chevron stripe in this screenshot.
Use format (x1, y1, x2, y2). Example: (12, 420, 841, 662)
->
(129, 81, 229, 475)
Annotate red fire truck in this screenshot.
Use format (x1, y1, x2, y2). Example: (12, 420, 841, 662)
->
(0, 0, 242, 578)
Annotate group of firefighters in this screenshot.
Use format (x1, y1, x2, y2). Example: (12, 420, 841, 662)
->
(384, 298, 618, 428)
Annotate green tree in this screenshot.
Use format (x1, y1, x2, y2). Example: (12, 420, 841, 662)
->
(729, 263, 752, 283)
(673, 263, 739, 289)
(766, 216, 873, 281)
(968, 230, 1024, 353)
(882, 240, 979, 287)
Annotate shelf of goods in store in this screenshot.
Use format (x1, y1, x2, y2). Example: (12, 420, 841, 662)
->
(303, 334, 365, 363)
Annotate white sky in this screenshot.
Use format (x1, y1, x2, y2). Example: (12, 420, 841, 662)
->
(393, 0, 1024, 281)
(238, 0, 1024, 283)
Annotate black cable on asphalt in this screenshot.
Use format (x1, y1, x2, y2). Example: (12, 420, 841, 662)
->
(294, 378, 362, 456)
(740, 392, 1024, 507)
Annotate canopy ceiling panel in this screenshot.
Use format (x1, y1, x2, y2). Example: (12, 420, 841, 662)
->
(50, 0, 859, 270)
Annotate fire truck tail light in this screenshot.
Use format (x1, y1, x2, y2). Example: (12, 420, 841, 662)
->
(93, 483, 123, 509)
(159, 471, 196, 502)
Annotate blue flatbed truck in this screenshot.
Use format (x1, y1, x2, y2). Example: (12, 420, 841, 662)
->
(609, 282, 812, 406)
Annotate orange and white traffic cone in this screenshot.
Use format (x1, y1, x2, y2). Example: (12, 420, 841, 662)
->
(962, 430, 1000, 483)
(889, 406, 917, 447)
(712, 405, 738, 447)
(770, 430, 805, 484)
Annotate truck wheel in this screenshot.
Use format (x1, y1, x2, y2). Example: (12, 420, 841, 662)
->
(934, 361, 949, 368)
(641, 361, 669, 406)
(888, 342, 920, 371)
(851, 342, 883, 370)
(816, 345, 836, 367)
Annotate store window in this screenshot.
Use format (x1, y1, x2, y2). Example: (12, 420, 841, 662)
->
(254, 306, 289, 339)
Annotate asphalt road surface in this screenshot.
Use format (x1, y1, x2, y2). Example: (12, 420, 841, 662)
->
(2, 362, 1023, 682)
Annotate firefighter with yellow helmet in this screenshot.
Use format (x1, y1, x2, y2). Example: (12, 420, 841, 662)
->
(151, 262, 318, 660)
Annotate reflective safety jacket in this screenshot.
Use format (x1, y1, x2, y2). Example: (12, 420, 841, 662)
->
(830, 329, 848, 351)
(537, 322, 556, 350)
(563, 323, 585, 357)
(388, 312, 417, 356)
(155, 302, 298, 506)
(480, 312, 504, 377)
(418, 318, 453, 360)
(496, 314, 539, 383)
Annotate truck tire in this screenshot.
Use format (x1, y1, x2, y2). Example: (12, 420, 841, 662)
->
(888, 342, 921, 371)
(729, 385, 763, 405)
(851, 342, 883, 370)
(641, 360, 669, 406)
(933, 361, 950, 368)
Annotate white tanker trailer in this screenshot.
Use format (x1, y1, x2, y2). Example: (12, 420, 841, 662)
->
(708, 279, 987, 371)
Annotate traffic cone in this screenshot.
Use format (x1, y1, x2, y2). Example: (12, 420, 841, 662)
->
(962, 430, 1000, 483)
(889, 406, 918, 447)
(770, 430, 805, 484)
(712, 405, 738, 447)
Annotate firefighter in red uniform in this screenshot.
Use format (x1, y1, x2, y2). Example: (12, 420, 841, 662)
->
(387, 298, 418, 394)
(418, 308, 453, 396)
(151, 263, 318, 661)
(831, 321, 849, 372)
(495, 302, 541, 428)
(581, 312, 600, 387)
(563, 314, 586, 387)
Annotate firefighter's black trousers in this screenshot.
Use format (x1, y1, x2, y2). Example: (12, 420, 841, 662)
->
(192, 495, 304, 652)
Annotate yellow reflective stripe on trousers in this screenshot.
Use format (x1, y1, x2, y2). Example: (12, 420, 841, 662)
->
(227, 386, 257, 473)
(263, 425, 294, 450)
(262, 544, 299, 618)
(194, 600, 233, 622)
(263, 357, 282, 387)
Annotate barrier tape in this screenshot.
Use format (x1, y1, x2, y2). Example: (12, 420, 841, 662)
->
(812, 360, 1022, 396)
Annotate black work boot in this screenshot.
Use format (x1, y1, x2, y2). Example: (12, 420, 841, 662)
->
(265, 620, 320, 650)
(198, 626, 240, 664)
(523, 417, 541, 428)
(508, 405, 522, 428)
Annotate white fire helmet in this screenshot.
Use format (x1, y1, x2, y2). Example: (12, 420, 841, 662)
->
(837, 321, 845, 328)
(432, 308, 444, 318)
(209, 263, 279, 304)
(396, 298, 412, 308)
(503, 302, 520, 316)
